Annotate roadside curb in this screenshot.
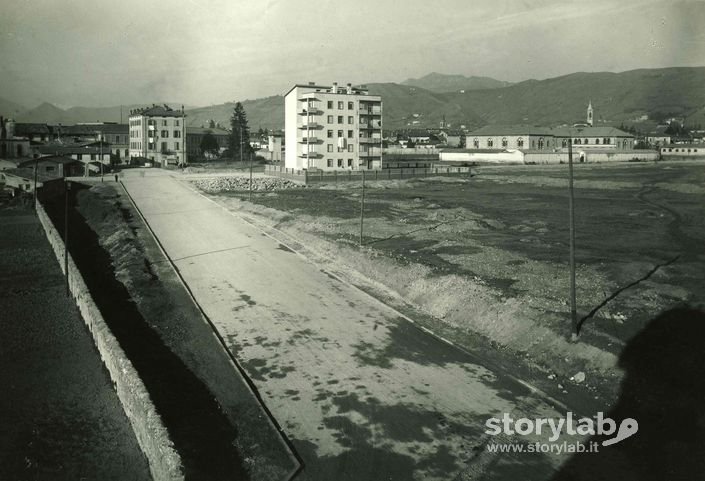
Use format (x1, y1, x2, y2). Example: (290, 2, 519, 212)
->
(35, 201, 184, 481)
(119, 180, 304, 481)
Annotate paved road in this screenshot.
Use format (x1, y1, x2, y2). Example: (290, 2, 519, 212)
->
(122, 171, 566, 481)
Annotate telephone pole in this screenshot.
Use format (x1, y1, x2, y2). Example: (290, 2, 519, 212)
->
(568, 132, 578, 339)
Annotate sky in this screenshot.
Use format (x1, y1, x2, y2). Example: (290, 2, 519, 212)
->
(1, 0, 704, 108)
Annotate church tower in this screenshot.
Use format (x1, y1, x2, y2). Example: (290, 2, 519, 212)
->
(587, 101, 594, 126)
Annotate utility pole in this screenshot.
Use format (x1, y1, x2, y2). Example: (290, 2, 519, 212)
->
(568, 133, 577, 338)
(249, 150, 253, 201)
(359, 169, 366, 247)
(64, 181, 70, 297)
(33, 158, 38, 208)
(99, 130, 104, 181)
(239, 125, 243, 163)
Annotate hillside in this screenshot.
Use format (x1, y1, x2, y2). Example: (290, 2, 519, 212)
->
(8, 67, 705, 132)
(402, 72, 512, 92)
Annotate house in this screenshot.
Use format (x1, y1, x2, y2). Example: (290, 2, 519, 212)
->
(466, 125, 557, 150)
(64, 123, 130, 163)
(18, 156, 84, 177)
(0, 117, 31, 159)
(185, 126, 230, 160)
(439, 129, 465, 147)
(660, 144, 705, 159)
(646, 125, 671, 147)
(128, 105, 187, 167)
(35, 143, 111, 165)
(2, 155, 84, 197)
(285, 82, 383, 171)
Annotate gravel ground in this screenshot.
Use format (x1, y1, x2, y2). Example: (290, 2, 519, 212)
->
(0, 205, 150, 481)
(192, 176, 307, 192)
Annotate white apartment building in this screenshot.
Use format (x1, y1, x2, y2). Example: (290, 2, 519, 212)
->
(128, 105, 186, 166)
(284, 82, 382, 170)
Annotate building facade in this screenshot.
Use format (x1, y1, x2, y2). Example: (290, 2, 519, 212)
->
(285, 82, 382, 171)
(185, 126, 229, 160)
(128, 105, 186, 166)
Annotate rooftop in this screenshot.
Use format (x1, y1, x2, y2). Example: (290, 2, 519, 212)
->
(129, 104, 185, 118)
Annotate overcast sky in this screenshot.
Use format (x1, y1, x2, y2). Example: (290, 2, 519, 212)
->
(2, 0, 704, 108)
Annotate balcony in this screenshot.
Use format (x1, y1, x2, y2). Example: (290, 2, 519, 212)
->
(359, 108, 382, 115)
(299, 107, 323, 116)
(359, 137, 381, 144)
(300, 151, 322, 159)
(359, 122, 382, 130)
(359, 150, 382, 157)
(298, 136, 322, 144)
(299, 122, 321, 130)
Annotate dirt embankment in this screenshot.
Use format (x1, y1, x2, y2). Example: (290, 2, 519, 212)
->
(42, 183, 296, 481)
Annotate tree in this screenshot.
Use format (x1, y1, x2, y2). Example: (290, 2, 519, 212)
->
(458, 135, 466, 148)
(200, 132, 220, 159)
(208, 119, 216, 129)
(229, 102, 254, 161)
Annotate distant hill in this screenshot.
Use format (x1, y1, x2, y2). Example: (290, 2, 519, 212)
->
(15, 102, 198, 124)
(402, 72, 512, 93)
(9, 67, 705, 133)
(0, 97, 27, 118)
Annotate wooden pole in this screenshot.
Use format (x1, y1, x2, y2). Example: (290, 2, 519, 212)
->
(359, 170, 365, 247)
(568, 135, 577, 336)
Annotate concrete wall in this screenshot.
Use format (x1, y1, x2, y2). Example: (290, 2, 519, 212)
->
(523, 150, 658, 164)
(35, 201, 184, 481)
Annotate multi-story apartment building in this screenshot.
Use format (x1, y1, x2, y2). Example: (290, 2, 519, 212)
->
(128, 105, 186, 166)
(284, 82, 382, 171)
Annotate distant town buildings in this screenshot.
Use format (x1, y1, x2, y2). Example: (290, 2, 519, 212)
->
(0, 117, 30, 159)
(128, 105, 186, 166)
(186, 126, 229, 160)
(285, 82, 383, 170)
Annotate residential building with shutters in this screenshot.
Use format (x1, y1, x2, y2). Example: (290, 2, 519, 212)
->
(284, 82, 382, 171)
(128, 105, 186, 166)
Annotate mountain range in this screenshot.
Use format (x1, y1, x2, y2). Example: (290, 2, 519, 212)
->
(4, 68, 705, 132)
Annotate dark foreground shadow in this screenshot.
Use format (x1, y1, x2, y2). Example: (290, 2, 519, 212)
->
(553, 307, 705, 481)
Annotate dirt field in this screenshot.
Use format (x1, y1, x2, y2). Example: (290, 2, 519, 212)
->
(196, 161, 705, 402)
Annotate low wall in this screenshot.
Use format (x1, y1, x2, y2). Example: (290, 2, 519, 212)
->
(265, 165, 472, 184)
(523, 150, 659, 164)
(35, 202, 183, 481)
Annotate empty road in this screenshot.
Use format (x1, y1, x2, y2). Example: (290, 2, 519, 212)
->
(122, 171, 566, 481)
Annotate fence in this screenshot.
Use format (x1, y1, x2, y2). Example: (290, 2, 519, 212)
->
(264, 165, 473, 185)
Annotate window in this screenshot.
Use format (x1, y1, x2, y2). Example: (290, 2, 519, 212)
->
(584, 138, 589, 144)
(347, 159, 352, 167)
(516, 138, 524, 148)
(161, 130, 169, 138)
(45, 165, 55, 172)
(487, 139, 494, 147)
(338, 116, 343, 124)
(337, 159, 343, 167)
(348, 144, 354, 152)
(347, 130, 353, 138)
(562, 139, 568, 148)
(91, 154, 96, 160)
(327, 144, 333, 152)
(595, 138, 600, 145)
(348, 101, 354, 110)
(115, 136, 120, 143)
(175, 142, 180, 150)
(175, 120, 180, 126)
(161, 141, 167, 152)
(173, 131, 181, 138)
(501, 137, 508, 147)
(338, 130, 343, 137)
(327, 115, 334, 123)
(538, 137, 544, 149)
(327, 130, 333, 138)
(327, 101, 333, 109)
(473, 138, 479, 148)
(327, 159, 333, 167)
(338, 101, 344, 109)
(163, 120, 167, 126)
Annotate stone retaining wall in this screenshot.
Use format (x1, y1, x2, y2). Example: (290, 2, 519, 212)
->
(36, 201, 183, 481)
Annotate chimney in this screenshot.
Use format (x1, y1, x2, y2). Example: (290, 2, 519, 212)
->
(308, 81, 315, 85)
(346, 83, 352, 94)
(332, 82, 338, 93)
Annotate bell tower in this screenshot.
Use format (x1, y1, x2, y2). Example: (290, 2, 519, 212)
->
(587, 101, 593, 126)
